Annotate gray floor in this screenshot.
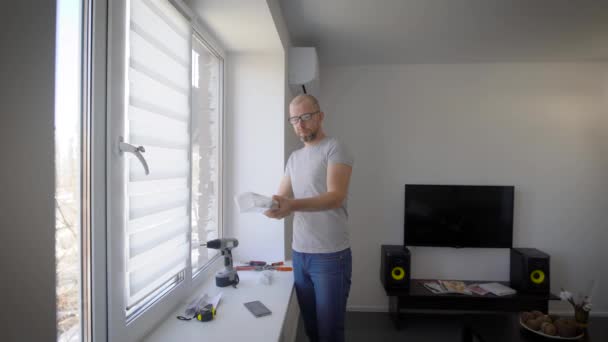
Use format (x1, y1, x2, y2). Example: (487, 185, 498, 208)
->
(296, 312, 466, 342)
(296, 312, 608, 342)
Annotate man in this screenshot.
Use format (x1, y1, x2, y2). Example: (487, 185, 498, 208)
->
(265, 94, 353, 342)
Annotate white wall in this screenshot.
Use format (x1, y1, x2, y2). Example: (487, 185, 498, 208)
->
(0, 1, 57, 341)
(226, 52, 287, 263)
(320, 63, 608, 314)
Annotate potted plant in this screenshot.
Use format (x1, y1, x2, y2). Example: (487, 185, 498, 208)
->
(559, 280, 595, 328)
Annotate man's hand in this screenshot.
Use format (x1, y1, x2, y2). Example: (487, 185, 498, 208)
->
(264, 195, 292, 219)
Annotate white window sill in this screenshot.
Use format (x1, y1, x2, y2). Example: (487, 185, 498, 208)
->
(143, 262, 297, 342)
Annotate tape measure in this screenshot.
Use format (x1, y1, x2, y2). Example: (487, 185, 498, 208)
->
(197, 304, 216, 322)
(176, 303, 216, 322)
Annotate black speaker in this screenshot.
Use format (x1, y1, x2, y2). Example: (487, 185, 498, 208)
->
(510, 248, 550, 294)
(380, 245, 411, 291)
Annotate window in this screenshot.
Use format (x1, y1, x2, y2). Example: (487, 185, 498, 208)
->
(190, 34, 223, 275)
(55, 0, 85, 340)
(107, 0, 225, 331)
(122, 0, 192, 319)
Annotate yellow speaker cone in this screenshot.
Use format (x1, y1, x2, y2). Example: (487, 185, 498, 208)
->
(530, 270, 545, 284)
(391, 266, 405, 281)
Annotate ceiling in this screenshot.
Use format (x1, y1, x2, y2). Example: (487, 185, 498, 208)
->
(280, 0, 608, 66)
(187, 0, 283, 52)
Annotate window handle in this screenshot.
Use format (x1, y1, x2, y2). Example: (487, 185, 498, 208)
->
(119, 138, 150, 175)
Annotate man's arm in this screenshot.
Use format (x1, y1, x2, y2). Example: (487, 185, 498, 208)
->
(290, 163, 352, 211)
(263, 176, 293, 218)
(265, 163, 352, 219)
(276, 175, 294, 198)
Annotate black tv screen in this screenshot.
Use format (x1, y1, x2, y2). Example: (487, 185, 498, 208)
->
(404, 185, 514, 248)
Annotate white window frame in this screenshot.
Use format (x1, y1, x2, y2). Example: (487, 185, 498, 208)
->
(190, 28, 226, 280)
(89, 0, 109, 339)
(105, 1, 226, 341)
(56, 0, 94, 341)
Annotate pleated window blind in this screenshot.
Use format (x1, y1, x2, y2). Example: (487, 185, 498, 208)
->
(125, 0, 191, 312)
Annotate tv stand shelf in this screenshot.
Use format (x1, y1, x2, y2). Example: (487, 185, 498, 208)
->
(386, 279, 559, 330)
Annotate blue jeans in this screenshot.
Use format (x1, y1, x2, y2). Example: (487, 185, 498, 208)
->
(293, 248, 352, 342)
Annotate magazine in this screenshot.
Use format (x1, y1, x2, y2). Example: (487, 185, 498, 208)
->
(423, 281, 445, 294)
(478, 282, 516, 296)
(422, 280, 473, 295)
(466, 283, 490, 296)
(439, 280, 472, 295)
(422, 280, 515, 296)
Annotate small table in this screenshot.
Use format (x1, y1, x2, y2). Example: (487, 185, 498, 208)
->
(386, 279, 559, 332)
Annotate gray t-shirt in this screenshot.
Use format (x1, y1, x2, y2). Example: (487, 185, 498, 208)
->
(285, 137, 354, 253)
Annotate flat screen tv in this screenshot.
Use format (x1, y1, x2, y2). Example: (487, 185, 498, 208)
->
(404, 184, 514, 248)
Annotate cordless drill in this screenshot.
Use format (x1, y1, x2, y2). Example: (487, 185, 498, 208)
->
(204, 238, 239, 288)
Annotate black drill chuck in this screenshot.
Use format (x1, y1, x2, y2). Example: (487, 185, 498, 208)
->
(205, 238, 239, 249)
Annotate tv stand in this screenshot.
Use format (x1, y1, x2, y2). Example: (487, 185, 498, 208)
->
(386, 279, 559, 330)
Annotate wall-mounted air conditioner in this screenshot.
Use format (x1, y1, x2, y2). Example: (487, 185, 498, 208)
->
(288, 47, 319, 97)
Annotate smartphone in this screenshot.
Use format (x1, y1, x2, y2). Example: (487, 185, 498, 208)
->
(243, 300, 272, 318)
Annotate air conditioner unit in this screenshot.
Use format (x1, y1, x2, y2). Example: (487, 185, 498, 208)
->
(288, 47, 319, 97)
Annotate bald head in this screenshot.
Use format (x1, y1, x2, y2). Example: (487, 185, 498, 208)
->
(289, 94, 325, 144)
(290, 94, 320, 112)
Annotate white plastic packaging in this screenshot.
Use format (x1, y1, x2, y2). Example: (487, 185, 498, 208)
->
(257, 270, 274, 286)
(234, 192, 277, 213)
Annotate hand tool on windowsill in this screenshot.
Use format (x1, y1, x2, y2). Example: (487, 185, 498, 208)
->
(201, 238, 240, 288)
(196, 304, 216, 322)
(248, 260, 267, 266)
(177, 303, 216, 322)
(235, 265, 293, 272)
(246, 261, 284, 266)
(271, 266, 292, 271)
(238, 261, 286, 269)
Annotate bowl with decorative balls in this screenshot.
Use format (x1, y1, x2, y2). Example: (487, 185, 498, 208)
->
(519, 311, 584, 340)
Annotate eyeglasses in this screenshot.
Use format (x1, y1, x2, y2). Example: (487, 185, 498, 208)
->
(288, 111, 320, 125)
